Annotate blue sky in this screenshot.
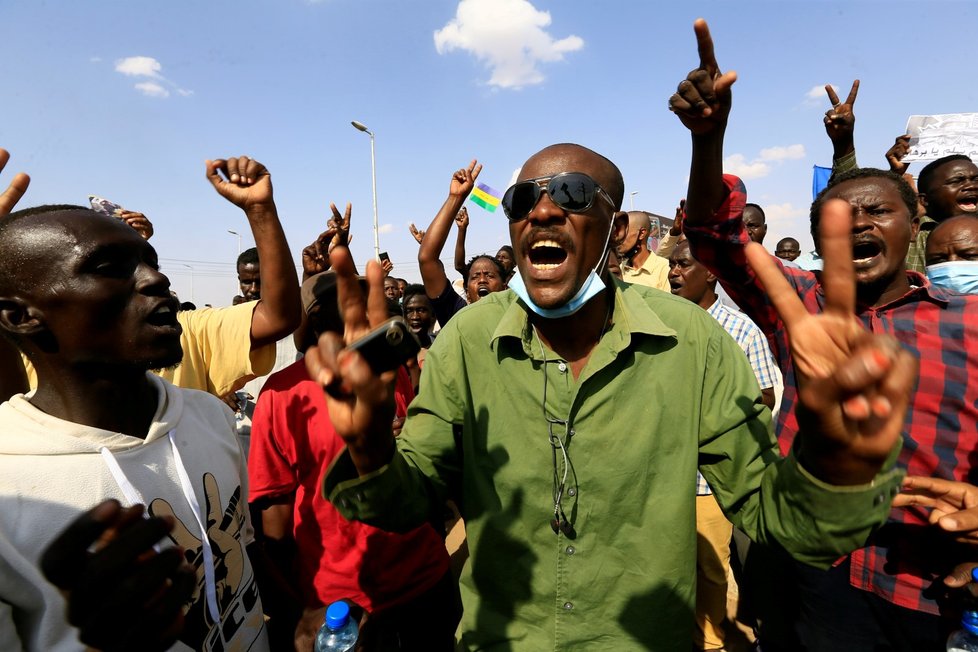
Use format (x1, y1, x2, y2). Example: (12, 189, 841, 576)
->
(2, 0, 974, 306)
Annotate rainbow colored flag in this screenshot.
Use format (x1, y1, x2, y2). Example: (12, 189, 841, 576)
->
(469, 182, 501, 212)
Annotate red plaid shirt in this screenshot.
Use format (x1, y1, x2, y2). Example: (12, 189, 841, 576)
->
(686, 175, 978, 615)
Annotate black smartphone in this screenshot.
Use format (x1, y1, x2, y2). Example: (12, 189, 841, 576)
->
(347, 317, 420, 373)
(378, 251, 391, 264)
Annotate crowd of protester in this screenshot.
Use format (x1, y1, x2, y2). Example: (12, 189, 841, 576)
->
(1, 17, 978, 652)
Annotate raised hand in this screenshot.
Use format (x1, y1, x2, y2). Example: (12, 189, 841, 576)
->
(455, 206, 470, 229)
(304, 247, 398, 475)
(119, 210, 154, 240)
(381, 257, 394, 276)
(40, 500, 195, 652)
(449, 160, 482, 199)
(671, 199, 686, 236)
(745, 199, 917, 485)
(885, 134, 912, 175)
(823, 81, 859, 157)
(0, 148, 30, 216)
(327, 201, 352, 251)
(302, 230, 335, 278)
(408, 222, 426, 244)
(206, 156, 273, 210)
(668, 19, 738, 136)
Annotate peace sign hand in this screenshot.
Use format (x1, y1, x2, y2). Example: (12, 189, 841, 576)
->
(745, 198, 918, 485)
(448, 159, 483, 199)
(823, 81, 859, 157)
(304, 247, 398, 475)
(669, 19, 738, 136)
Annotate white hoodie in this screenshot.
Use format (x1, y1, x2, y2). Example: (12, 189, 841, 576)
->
(0, 374, 269, 652)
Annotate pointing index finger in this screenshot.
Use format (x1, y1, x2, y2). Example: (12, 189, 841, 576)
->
(694, 19, 719, 75)
(817, 198, 857, 316)
(844, 79, 860, 106)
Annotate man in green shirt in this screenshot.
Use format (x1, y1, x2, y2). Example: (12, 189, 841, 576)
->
(305, 131, 916, 649)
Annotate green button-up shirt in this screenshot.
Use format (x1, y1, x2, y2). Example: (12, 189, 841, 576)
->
(325, 282, 902, 651)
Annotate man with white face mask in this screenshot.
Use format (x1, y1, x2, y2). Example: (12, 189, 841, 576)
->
(304, 141, 916, 650)
(926, 214, 978, 293)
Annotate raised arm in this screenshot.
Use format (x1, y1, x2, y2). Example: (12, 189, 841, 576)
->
(206, 156, 301, 348)
(417, 160, 482, 299)
(453, 206, 470, 276)
(668, 19, 737, 228)
(824, 81, 859, 171)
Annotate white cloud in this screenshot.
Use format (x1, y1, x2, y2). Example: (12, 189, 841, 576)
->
(113, 56, 192, 99)
(723, 154, 771, 180)
(134, 81, 169, 98)
(759, 144, 805, 162)
(764, 202, 807, 223)
(89, 56, 102, 63)
(115, 56, 163, 78)
(434, 0, 584, 89)
(378, 223, 394, 234)
(804, 84, 835, 105)
(724, 143, 808, 180)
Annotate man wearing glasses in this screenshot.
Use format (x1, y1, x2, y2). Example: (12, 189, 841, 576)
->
(306, 138, 915, 650)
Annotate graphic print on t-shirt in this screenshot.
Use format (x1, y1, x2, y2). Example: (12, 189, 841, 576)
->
(150, 473, 265, 651)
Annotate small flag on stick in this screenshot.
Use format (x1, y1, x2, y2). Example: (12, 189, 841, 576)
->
(470, 182, 501, 212)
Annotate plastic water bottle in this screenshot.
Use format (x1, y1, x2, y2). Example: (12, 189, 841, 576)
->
(315, 601, 359, 652)
(948, 570, 978, 651)
(948, 610, 978, 651)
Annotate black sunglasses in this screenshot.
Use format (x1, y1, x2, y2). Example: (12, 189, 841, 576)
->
(501, 172, 617, 222)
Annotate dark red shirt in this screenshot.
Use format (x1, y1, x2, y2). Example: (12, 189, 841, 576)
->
(248, 360, 450, 612)
(686, 174, 978, 615)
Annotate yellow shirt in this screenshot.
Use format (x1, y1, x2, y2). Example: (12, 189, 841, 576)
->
(621, 250, 671, 291)
(23, 301, 275, 397)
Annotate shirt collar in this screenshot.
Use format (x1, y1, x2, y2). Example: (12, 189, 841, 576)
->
(490, 281, 677, 357)
(817, 270, 951, 311)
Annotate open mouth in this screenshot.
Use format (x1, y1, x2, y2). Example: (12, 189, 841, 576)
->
(528, 240, 568, 270)
(147, 302, 180, 328)
(852, 239, 883, 266)
(957, 195, 978, 212)
(476, 286, 490, 297)
(669, 280, 683, 293)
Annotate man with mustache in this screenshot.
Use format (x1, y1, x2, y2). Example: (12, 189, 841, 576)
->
(302, 120, 917, 648)
(676, 19, 978, 652)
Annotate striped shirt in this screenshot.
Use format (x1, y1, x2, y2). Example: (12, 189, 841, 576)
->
(686, 174, 978, 615)
(696, 299, 778, 495)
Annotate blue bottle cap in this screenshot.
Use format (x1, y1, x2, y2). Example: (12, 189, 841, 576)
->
(326, 601, 350, 629)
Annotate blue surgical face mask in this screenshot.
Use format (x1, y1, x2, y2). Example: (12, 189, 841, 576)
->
(508, 219, 614, 319)
(926, 260, 978, 294)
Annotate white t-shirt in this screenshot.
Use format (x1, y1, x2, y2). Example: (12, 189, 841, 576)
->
(0, 374, 269, 652)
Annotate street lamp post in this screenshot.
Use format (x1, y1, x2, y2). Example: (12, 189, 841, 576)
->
(182, 264, 195, 303)
(629, 191, 639, 211)
(351, 120, 380, 260)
